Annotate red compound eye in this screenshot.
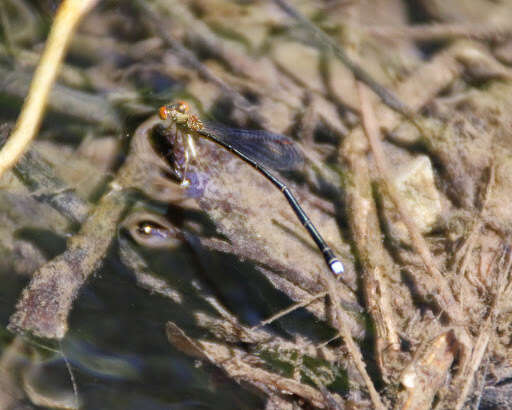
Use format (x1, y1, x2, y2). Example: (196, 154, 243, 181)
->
(175, 100, 190, 114)
(158, 105, 170, 120)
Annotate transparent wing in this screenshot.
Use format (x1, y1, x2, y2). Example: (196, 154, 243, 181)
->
(203, 122, 304, 171)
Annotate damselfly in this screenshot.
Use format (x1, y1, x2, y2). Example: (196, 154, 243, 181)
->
(157, 101, 344, 275)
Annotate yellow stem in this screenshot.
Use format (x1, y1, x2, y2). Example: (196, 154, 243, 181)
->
(0, 0, 99, 178)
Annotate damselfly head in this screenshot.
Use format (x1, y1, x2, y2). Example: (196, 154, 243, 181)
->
(158, 101, 190, 121)
(158, 102, 204, 131)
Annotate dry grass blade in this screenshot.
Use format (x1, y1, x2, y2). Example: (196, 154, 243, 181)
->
(0, 0, 100, 179)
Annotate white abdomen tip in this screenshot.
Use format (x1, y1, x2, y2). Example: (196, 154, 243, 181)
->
(330, 260, 344, 275)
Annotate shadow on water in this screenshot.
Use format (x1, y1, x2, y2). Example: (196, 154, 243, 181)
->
(62, 244, 266, 410)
